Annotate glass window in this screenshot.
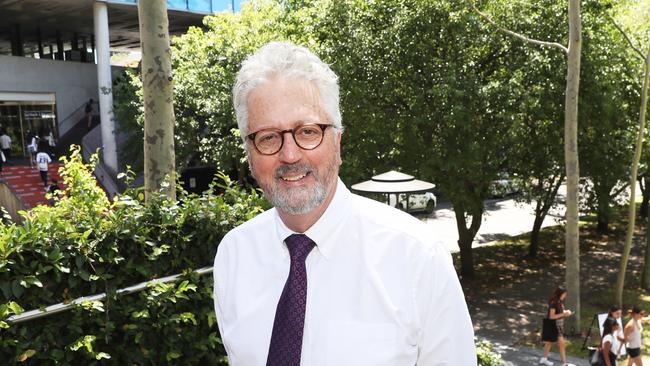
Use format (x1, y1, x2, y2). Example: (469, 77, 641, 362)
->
(167, 0, 188, 10)
(211, 0, 237, 12)
(188, 0, 211, 12)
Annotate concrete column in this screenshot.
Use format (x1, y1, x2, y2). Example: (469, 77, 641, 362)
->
(93, 1, 118, 173)
(11, 24, 24, 56)
(37, 28, 44, 58)
(56, 31, 64, 60)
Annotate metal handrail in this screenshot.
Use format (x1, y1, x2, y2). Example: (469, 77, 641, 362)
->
(5, 266, 213, 325)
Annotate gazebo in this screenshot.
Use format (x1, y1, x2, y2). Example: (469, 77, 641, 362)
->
(351, 170, 436, 213)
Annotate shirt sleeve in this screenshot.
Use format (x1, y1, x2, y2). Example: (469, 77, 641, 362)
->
(415, 245, 476, 366)
(213, 236, 236, 365)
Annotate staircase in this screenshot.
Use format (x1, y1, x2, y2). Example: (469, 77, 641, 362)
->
(1, 163, 64, 208)
(56, 116, 100, 157)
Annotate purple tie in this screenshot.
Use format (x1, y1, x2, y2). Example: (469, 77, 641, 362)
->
(266, 234, 315, 366)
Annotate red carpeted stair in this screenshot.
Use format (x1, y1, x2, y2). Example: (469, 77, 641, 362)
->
(1, 163, 64, 208)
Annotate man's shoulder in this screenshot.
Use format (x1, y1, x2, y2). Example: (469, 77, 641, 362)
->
(347, 192, 437, 249)
(220, 207, 276, 245)
(349, 192, 428, 228)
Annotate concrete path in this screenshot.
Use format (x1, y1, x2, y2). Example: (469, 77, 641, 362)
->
(424, 196, 565, 253)
(484, 338, 590, 366)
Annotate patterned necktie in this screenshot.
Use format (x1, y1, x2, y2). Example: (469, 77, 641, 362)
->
(266, 234, 315, 366)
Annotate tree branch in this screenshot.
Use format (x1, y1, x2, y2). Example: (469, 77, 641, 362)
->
(470, 0, 568, 54)
(606, 13, 645, 60)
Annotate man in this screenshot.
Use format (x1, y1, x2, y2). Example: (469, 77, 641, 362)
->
(0, 129, 11, 161)
(213, 41, 476, 366)
(35, 141, 52, 188)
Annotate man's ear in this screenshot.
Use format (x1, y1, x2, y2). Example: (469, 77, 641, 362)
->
(335, 130, 343, 166)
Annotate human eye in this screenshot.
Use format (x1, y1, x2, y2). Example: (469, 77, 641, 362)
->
(297, 125, 321, 138)
(256, 131, 280, 145)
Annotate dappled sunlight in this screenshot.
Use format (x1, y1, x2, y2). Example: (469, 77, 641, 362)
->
(466, 205, 650, 358)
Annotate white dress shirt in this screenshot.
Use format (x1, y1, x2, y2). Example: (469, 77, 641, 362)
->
(213, 179, 476, 366)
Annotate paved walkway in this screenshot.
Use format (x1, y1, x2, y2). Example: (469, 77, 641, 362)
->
(484, 338, 589, 366)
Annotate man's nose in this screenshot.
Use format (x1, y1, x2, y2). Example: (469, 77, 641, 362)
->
(278, 132, 302, 164)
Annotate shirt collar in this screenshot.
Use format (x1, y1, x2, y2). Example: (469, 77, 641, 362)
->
(274, 178, 350, 260)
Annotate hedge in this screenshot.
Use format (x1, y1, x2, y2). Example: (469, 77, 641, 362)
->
(0, 147, 267, 365)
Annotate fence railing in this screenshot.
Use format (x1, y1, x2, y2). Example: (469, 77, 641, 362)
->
(5, 266, 213, 325)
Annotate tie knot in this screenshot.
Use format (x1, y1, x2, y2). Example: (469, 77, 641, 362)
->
(285, 234, 315, 263)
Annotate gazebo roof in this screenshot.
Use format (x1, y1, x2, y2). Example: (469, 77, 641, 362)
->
(351, 170, 435, 194)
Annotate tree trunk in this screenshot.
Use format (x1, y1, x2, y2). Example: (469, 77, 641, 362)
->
(640, 177, 649, 218)
(642, 217, 650, 289)
(139, 0, 177, 201)
(529, 210, 545, 257)
(454, 205, 483, 279)
(616, 48, 650, 305)
(529, 174, 564, 257)
(563, 0, 582, 333)
(596, 194, 610, 233)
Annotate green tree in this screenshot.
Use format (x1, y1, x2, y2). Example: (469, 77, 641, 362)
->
(607, 0, 650, 298)
(578, 5, 638, 234)
(482, 0, 568, 257)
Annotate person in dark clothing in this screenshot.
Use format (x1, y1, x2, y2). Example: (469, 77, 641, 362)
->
(47, 179, 60, 206)
(85, 98, 94, 129)
(541, 286, 574, 366)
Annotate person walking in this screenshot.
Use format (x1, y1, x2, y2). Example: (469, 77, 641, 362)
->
(540, 286, 574, 366)
(0, 128, 11, 161)
(602, 317, 621, 366)
(85, 98, 94, 129)
(36, 142, 52, 188)
(609, 306, 626, 358)
(624, 306, 650, 366)
(0, 148, 5, 176)
(28, 132, 39, 168)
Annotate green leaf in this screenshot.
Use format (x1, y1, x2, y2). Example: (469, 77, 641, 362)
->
(8, 301, 24, 315)
(167, 351, 181, 361)
(95, 352, 111, 360)
(11, 281, 24, 298)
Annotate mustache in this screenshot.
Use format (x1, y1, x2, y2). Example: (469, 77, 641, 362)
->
(275, 163, 314, 178)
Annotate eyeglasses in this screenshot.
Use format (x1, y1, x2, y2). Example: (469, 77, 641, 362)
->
(246, 123, 334, 155)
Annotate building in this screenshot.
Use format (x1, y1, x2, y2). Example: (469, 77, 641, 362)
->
(0, 0, 240, 190)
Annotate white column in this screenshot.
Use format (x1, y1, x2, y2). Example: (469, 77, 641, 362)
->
(93, 0, 118, 173)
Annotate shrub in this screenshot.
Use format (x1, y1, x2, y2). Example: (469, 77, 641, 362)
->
(476, 339, 503, 366)
(0, 146, 268, 365)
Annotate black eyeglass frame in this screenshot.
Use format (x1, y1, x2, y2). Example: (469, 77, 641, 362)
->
(246, 123, 334, 155)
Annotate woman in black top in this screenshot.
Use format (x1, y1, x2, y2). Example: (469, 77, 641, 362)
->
(540, 286, 574, 366)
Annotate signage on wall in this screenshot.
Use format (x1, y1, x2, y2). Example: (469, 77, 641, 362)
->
(24, 111, 55, 119)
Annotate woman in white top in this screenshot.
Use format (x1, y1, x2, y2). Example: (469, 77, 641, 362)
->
(609, 306, 626, 357)
(625, 306, 650, 366)
(602, 317, 621, 366)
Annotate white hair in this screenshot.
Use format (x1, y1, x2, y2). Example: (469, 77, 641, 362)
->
(232, 41, 342, 140)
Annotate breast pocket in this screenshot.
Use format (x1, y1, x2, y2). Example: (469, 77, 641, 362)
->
(325, 321, 400, 366)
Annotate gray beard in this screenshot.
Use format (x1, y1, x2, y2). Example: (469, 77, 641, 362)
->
(267, 180, 328, 215)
